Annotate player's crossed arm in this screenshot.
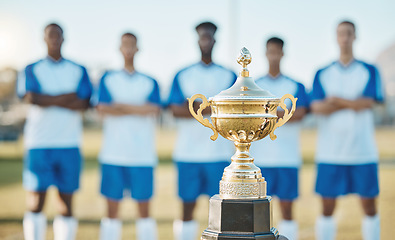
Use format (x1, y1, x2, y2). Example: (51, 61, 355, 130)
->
(96, 103, 160, 116)
(24, 92, 90, 110)
(311, 97, 375, 115)
(327, 97, 374, 111)
(310, 64, 382, 115)
(310, 98, 344, 115)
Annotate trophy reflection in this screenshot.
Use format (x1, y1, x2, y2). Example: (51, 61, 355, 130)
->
(188, 48, 297, 239)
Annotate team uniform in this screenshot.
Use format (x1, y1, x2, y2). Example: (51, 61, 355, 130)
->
(168, 62, 236, 240)
(168, 62, 237, 201)
(310, 60, 383, 197)
(310, 60, 383, 240)
(97, 70, 160, 240)
(251, 74, 309, 200)
(17, 56, 92, 240)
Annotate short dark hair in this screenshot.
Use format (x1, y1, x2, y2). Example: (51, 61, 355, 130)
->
(195, 21, 217, 34)
(266, 37, 284, 49)
(338, 20, 356, 33)
(45, 23, 63, 34)
(122, 32, 137, 42)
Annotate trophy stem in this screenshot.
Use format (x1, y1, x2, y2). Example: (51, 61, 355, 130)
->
(219, 141, 266, 199)
(231, 142, 253, 163)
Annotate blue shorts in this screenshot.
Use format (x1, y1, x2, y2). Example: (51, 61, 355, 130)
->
(177, 161, 229, 202)
(23, 148, 82, 193)
(100, 164, 154, 201)
(315, 163, 379, 198)
(259, 167, 298, 201)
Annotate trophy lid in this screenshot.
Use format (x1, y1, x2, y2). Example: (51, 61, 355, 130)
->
(210, 47, 278, 101)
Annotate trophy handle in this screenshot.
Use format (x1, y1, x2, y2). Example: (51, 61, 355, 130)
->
(269, 94, 298, 140)
(187, 94, 218, 141)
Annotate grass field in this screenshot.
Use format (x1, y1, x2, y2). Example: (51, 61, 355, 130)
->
(0, 127, 394, 240)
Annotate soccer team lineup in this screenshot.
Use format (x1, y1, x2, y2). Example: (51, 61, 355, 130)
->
(9, 20, 385, 240)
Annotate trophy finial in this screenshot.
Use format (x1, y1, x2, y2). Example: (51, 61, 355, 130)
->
(237, 47, 252, 77)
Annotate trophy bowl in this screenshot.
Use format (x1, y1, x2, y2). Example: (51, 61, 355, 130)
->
(188, 47, 297, 199)
(211, 99, 279, 143)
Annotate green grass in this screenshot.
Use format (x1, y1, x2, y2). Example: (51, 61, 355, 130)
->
(0, 158, 22, 187)
(1, 164, 395, 239)
(0, 128, 394, 239)
(0, 157, 101, 187)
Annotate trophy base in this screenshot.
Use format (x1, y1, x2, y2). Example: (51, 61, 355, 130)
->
(201, 195, 280, 240)
(202, 230, 279, 240)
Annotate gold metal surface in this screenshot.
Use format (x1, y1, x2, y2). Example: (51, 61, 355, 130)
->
(187, 94, 218, 141)
(269, 93, 298, 140)
(188, 47, 297, 199)
(237, 47, 251, 77)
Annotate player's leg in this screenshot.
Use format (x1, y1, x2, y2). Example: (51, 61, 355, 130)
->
(53, 193, 78, 240)
(27, 191, 47, 213)
(130, 167, 157, 240)
(361, 198, 380, 240)
(57, 192, 73, 216)
(99, 164, 124, 240)
(361, 198, 377, 216)
(138, 201, 149, 218)
(136, 201, 157, 240)
(276, 168, 299, 240)
(53, 148, 82, 240)
(352, 164, 380, 240)
(23, 149, 53, 240)
(24, 192, 47, 240)
(174, 162, 201, 240)
(315, 164, 346, 240)
(322, 198, 336, 216)
(182, 202, 196, 221)
(280, 201, 293, 220)
(100, 199, 122, 240)
(106, 199, 120, 218)
(278, 201, 298, 239)
(173, 202, 198, 240)
(315, 198, 337, 240)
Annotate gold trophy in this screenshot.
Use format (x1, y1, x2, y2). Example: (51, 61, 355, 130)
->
(188, 47, 297, 239)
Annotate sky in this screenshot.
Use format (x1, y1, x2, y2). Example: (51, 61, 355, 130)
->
(1, 0, 395, 97)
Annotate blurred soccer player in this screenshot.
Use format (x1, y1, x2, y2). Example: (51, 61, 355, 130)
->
(96, 33, 161, 240)
(310, 21, 383, 240)
(17, 23, 92, 240)
(250, 37, 309, 240)
(167, 22, 237, 240)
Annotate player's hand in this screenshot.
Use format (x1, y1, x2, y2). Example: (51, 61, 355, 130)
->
(326, 96, 344, 105)
(327, 96, 363, 111)
(96, 105, 109, 116)
(24, 92, 33, 103)
(56, 93, 78, 101)
(24, 92, 50, 107)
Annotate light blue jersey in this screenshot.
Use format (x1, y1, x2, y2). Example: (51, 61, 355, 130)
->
(97, 70, 161, 167)
(168, 62, 237, 163)
(310, 60, 384, 165)
(17, 57, 92, 149)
